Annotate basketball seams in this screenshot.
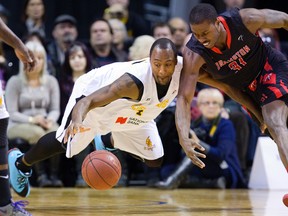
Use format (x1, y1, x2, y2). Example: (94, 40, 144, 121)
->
(91, 158, 121, 178)
(90, 159, 114, 188)
(81, 150, 122, 190)
(90, 150, 122, 176)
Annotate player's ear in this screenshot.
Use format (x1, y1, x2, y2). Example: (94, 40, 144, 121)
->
(215, 18, 221, 32)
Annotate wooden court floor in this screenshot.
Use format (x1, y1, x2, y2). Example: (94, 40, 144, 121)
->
(13, 187, 288, 216)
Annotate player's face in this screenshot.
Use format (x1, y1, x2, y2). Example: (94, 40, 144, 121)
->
(190, 20, 220, 49)
(150, 47, 177, 85)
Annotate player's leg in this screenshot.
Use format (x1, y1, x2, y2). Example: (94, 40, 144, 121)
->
(8, 131, 66, 197)
(262, 100, 288, 168)
(0, 118, 30, 215)
(0, 85, 31, 215)
(94, 133, 117, 151)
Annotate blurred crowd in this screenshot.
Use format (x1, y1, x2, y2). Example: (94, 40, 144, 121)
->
(1, 0, 288, 189)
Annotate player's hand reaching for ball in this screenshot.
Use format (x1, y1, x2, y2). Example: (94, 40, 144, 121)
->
(180, 130, 206, 169)
(63, 122, 91, 144)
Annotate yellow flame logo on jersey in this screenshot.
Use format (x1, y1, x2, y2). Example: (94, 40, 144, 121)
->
(131, 104, 146, 116)
(0, 96, 3, 107)
(156, 99, 169, 108)
(144, 136, 154, 151)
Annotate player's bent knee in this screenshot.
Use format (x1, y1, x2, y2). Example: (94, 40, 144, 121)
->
(144, 157, 163, 167)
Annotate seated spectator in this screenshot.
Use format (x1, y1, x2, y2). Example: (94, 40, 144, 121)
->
(108, 18, 132, 52)
(168, 17, 189, 55)
(156, 88, 246, 189)
(103, 0, 150, 38)
(19, 0, 47, 39)
(128, 35, 155, 60)
(6, 41, 62, 187)
(47, 14, 78, 79)
(258, 28, 281, 51)
(88, 18, 128, 68)
(152, 22, 173, 40)
(23, 31, 56, 75)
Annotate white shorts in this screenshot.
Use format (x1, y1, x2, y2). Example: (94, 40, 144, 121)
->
(65, 120, 164, 160)
(112, 121, 164, 160)
(0, 81, 9, 119)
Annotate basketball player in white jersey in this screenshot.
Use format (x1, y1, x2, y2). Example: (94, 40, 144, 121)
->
(0, 18, 35, 216)
(8, 38, 183, 198)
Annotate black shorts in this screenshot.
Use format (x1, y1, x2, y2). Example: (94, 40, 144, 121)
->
(245, 49, 288, 107)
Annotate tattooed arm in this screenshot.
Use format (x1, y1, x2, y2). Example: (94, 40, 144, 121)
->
(64, 73, 141, 142)
(71, 73, 140, 123)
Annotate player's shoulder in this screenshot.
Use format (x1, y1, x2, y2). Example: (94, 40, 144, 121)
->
(131, 58, 149, 65)
(129, 58, 150, 70)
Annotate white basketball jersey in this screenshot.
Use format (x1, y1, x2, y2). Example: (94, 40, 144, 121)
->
(57, 57, 182, 156)
(84, 56, 182, 133)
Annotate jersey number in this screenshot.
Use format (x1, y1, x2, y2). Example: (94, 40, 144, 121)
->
(228, 57, 247, 71)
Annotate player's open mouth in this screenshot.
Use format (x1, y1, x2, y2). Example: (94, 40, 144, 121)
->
(203, 42, 209, 47)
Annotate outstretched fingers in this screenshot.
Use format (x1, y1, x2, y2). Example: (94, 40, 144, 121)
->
(63, 123, 91, 144)
(184, 140, 206, 169)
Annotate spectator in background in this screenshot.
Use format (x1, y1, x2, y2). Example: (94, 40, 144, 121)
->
(88, 18, 127, 68)
(156, 88, 246, 189)
(104, 0, 150, 39)
(108, 18, 132, 53)
(258, 28, 281, 51)
(152, 22, 173, 40)
(23, 31, 55, 75)
(6, 41, 62, 187)
(47, 14, 78, 79)
(168, 17, 189, 55)
(60, 41, 93, 187)
(19, 0, 46, 40)
(128, 35, 155, 61)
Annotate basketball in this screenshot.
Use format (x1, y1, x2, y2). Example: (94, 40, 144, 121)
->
(81, 150, 122, 190)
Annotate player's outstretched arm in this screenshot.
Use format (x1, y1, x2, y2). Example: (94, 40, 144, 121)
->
(64, 73, 140, 143)
(176, 47, 206, 168)
(240, 8, 288, 34)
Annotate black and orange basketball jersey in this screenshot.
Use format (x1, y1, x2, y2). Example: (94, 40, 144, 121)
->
(187, 8, 268, 89)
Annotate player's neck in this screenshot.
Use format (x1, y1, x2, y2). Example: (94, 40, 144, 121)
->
(214, 23, 228, 51)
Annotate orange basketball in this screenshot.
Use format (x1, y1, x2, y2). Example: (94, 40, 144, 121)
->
(81, 150, 122, 190)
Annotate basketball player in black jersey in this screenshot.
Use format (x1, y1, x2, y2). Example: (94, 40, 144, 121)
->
(176, 3, 288, 204)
